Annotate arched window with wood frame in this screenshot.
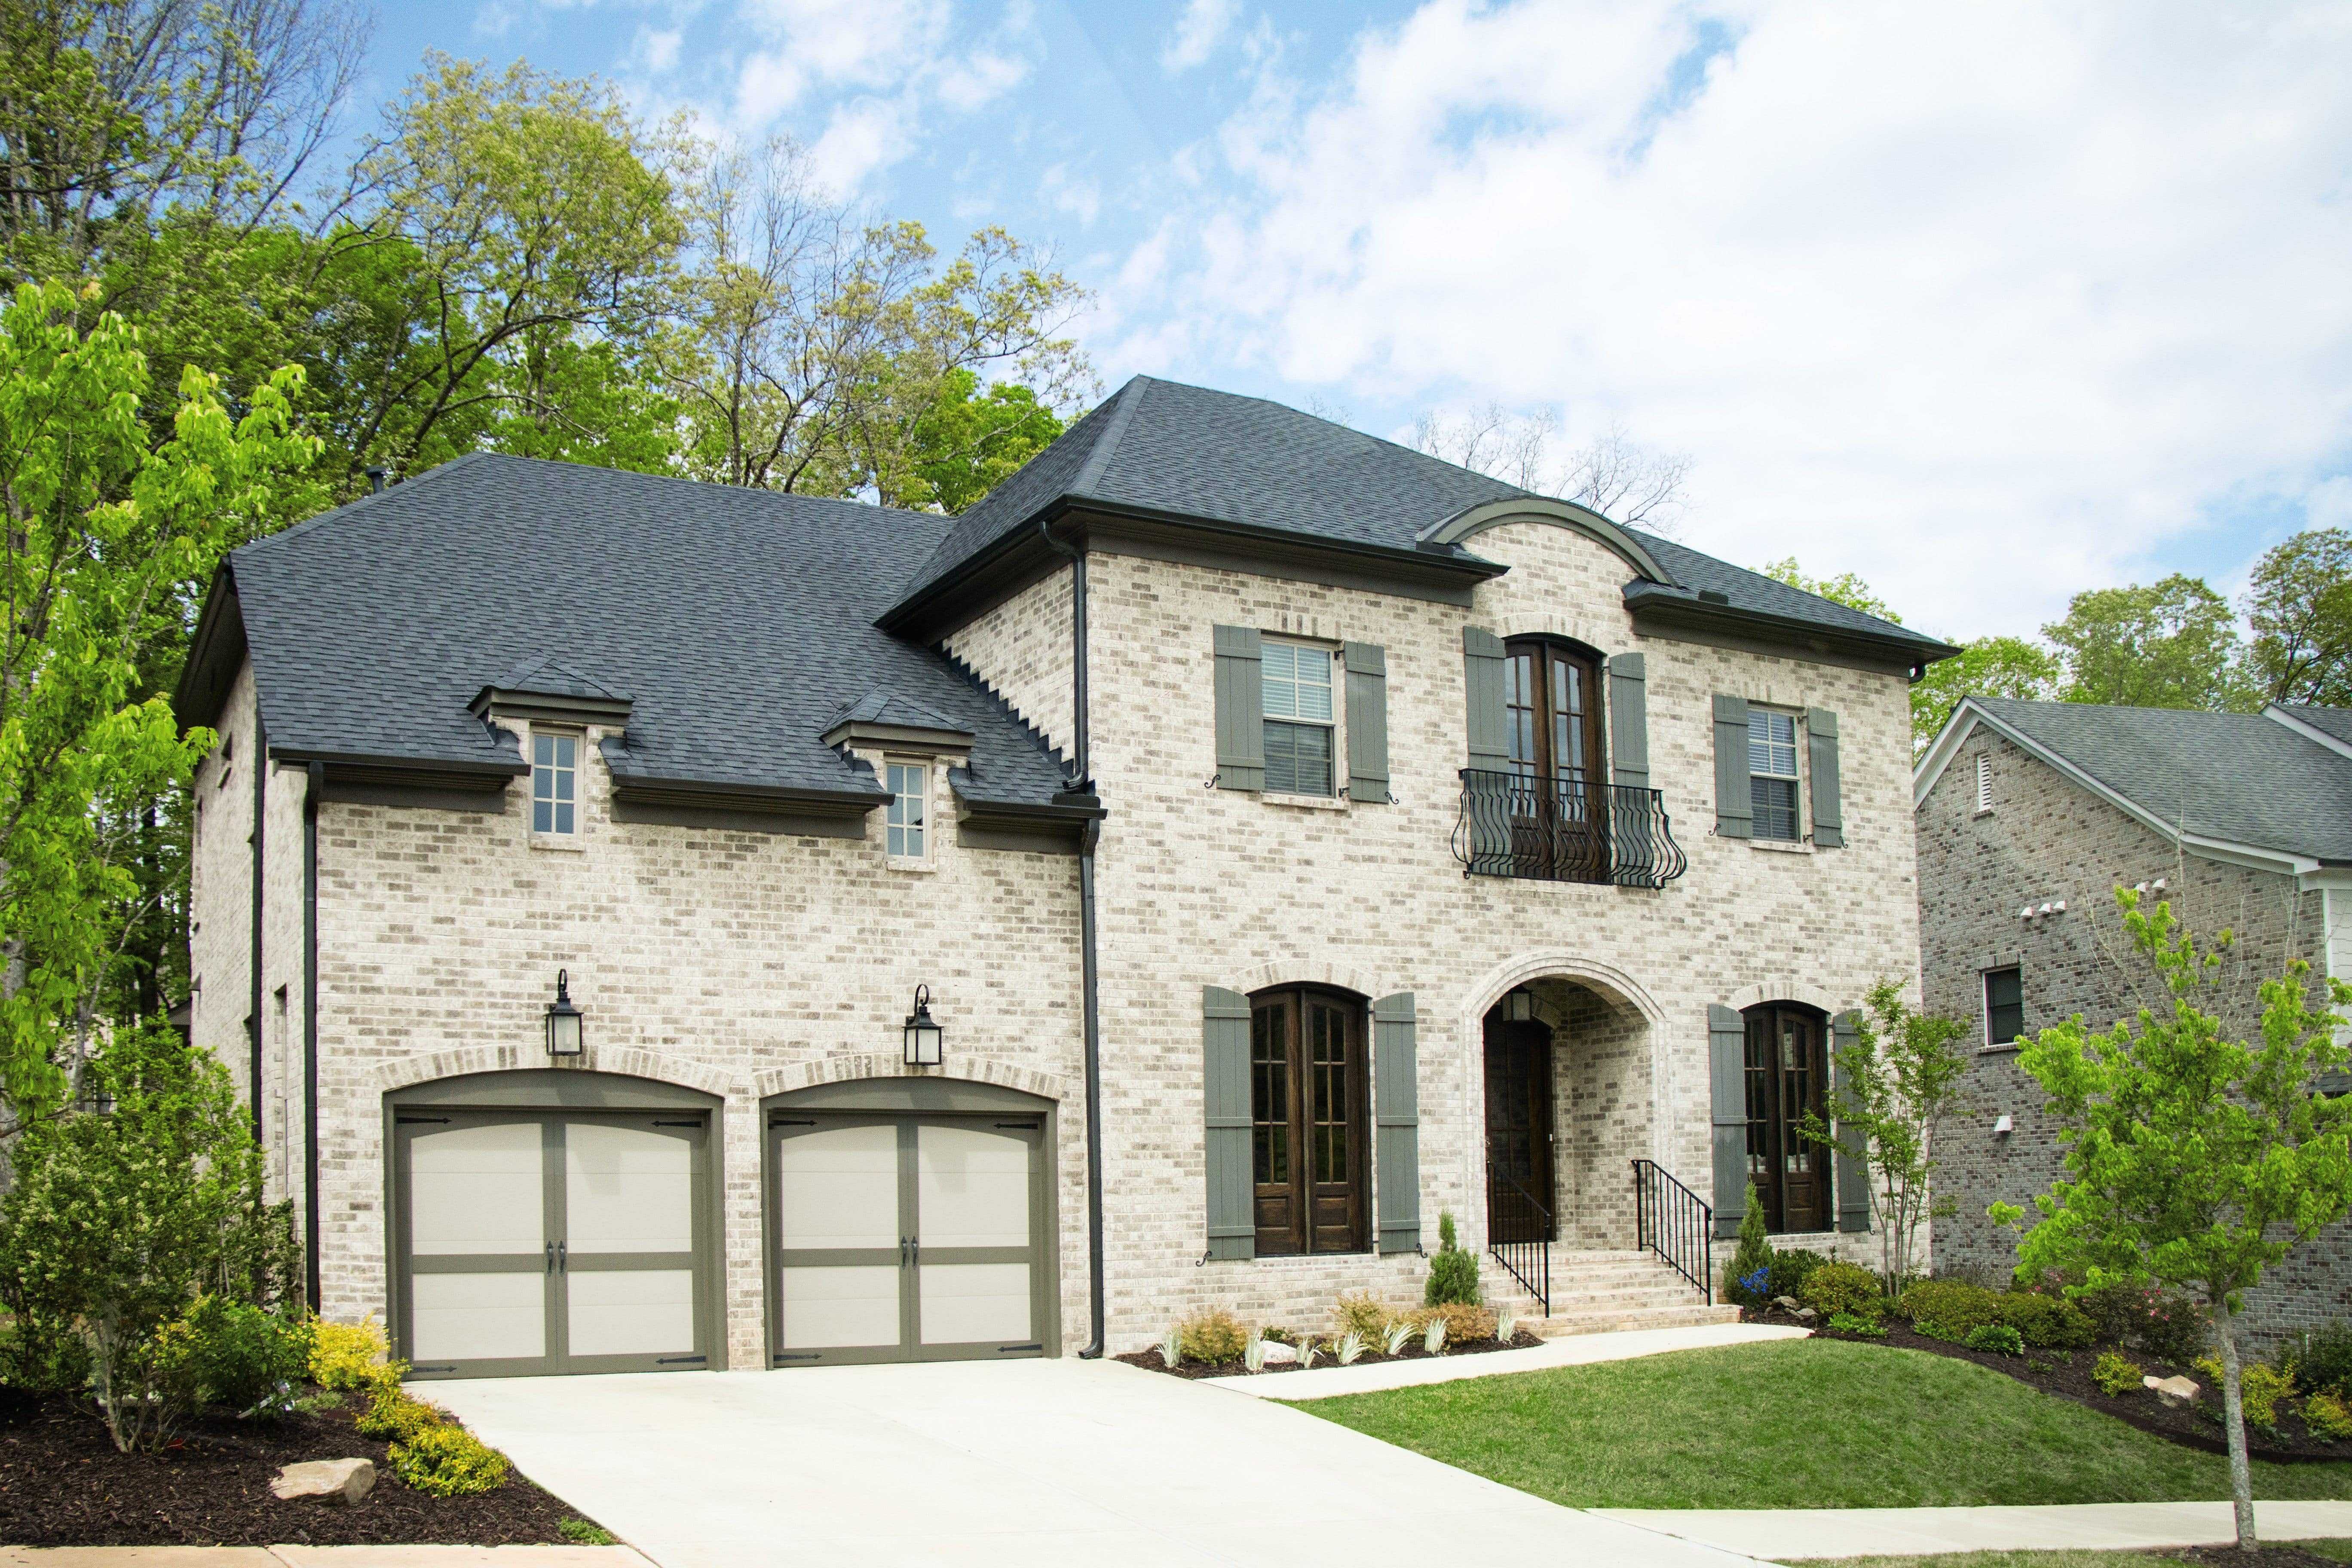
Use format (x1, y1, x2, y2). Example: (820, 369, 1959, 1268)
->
(1249, 986, 1369, 1256)
(1502, 637, 1608, 882)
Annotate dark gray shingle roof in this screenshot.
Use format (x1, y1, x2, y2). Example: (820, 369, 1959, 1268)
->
(892, 374, 1942, 654)
(1973, 698, 2352, 863)
(226, 454, 1069, 808)
(2278, 704, 2352, 749)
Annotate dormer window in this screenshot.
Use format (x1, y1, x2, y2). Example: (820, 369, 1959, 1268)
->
(886, 761, 928, 861)
(533, 732, 579, 837)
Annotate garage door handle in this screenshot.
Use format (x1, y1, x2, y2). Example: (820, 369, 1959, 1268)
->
(545, 1243, 555, 1274)
(558, 1241, 567, 1272)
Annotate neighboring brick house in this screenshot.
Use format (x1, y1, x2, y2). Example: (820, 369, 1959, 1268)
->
(178, 375, 1954, 1378)
(1915, 698, 2352, 1344)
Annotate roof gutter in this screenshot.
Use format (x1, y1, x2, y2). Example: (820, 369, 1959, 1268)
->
(1037, 515, 1106, 1360)
(1623, 582, 1960, 676)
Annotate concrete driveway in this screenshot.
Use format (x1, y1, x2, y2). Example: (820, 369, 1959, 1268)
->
(429, 1358, 1776, 1568)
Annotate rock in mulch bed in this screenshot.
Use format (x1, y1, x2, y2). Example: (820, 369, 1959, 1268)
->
(1117, 1330, 1548, 1380)
(0, 1385, 595, 1547)
(1742, 1306, 2352, 1464)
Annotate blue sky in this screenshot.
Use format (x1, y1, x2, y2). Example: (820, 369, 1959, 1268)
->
(337, 1, 2352, 641)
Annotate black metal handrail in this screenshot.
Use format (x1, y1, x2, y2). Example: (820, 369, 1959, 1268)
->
(1485, 1173, 1552, 1316)
(1453, 771, 1688, 889)
(1631, 1158, 1713, 1303)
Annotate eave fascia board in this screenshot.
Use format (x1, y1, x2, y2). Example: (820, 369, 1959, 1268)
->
(1628, 582, 1958, 675)
(468, 688, 637, 729)
(601, 765, 885, 818)
(173, 566, 248, 729)
(265, 745, 529, 793)
(821, 718, 979, 754)
(2265, 704, 2352, 763)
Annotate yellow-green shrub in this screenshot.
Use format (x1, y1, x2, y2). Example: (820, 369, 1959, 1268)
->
(310, 1318, 404, 1393)
(389, 1423, 511, 1496)
(1801, 1261, 1881, 1318)
(2195, 1357, 2293, 1428)
(2092, 1351, 2144, 1396)
(1409, 1303, 1498, 1343)
(1333, 1292, 1393, 1342)
(1177, 1308, 1248, 1364)
(2306, 1390, 2352, 1441)
(357, 1388, 448, 1444)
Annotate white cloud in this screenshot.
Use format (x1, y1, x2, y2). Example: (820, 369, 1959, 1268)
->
(1163, 0, 1240, 73)
(809, 98, 912, 192)
(1116, 0, 2352, 637)
(637, 27, 683, 74)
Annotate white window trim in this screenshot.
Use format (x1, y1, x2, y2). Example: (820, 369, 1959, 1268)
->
(1746, 706, 1804, 844)
(884, 756, 936, 870)
(528, 725, 586, 849)
(1259, 637, 1344, 804)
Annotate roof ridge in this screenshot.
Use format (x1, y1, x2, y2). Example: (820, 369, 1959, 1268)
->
(1069, 376, 1152, 497)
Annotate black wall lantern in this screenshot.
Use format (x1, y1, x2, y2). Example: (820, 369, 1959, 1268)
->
(903, 984, 943, 1067)
(546, 969, 584, 1057)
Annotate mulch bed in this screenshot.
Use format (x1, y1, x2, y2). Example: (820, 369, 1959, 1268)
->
(1743, 1305, 2352, 1464)
(2167, 1544, 2352, 1567)
(1116, 1330, 1548, 1381)
(0, 1384, 595, 1547)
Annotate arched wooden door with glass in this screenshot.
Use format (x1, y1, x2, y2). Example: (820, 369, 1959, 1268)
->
(1502, 637, 1608, 882)
(1741, 1003, 1831, 1233)
(392, 1109, 712, 1379)
(1249, 985, 1369, 1256)
(767, 1110, 1049, 1366)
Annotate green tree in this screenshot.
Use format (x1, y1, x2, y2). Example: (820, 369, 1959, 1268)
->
(1761, 557, 1903, 624)
(2244, 528, 2352, 707)
(0, 1024, 299, 1449)
(1993, 891, 2352, 1551)
(0, 278, 316, 1129)
(1910, 635, 2061, 753)
(891, 368, 1063, 513)
(1800, 980, 1970, 1288)
(2044, 575, 2248, 711)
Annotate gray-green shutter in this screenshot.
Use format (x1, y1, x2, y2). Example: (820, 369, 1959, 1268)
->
(1373, 992, 1419, 1254)
(1344, 642, 1390, 805)
(1607, 652, 1649, 791)
(1806, 707, 1844, 849)
(1213, 625, 1264, 792)
(1709, 1004, 1749, 1239)
(1831, 1010, 1871, 1232)
(1711, 694, 1752, 839)
(1463, 627, 1509, 772)
(1203, 986, 1255, 1259)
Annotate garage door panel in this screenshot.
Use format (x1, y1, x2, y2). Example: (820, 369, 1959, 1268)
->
(409, 1121, 545, 1255)
(567, 1121, 695, 1254)
(567, 1267, 696, 1357)
(774, 1122, 900, 1249)
(413, 1270, 548, 1362)
(918, 1261, 1031, 1346)
(916, 1124, 1030, 1249)
(779, 1264, 903, 1349)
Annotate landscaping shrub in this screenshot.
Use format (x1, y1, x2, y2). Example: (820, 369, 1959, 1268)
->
(1177, 1308, 1248, 1364)
(1801, 1261, 1880, 1319)
(358, 1387, 449, 1443)
(1966, 1323, 2026, 1357)
(389, 1421, 511, 1496)
(1900, 1279, 2094, 1349)
(2287, 1320, 2352, 1396)
(1412, 1303, 1497, 1343)
(2093, 1351, 2144, 1396)
(1767, 1248, 1828, 1304)
(167, 1295, 310, 1413)
(311, 1317, 404, 1394)
(1424, 1212, 1481, 1307)
(2307, 1391, 2352, 1441)
(1723, 1183, 1773, 1306)
(2075, 1280, 2208, 1364)
(1824, 1311, 1883, 1338)
(1333, 1291, 1392, 1343)
(2197, 1357, 2293, 1430)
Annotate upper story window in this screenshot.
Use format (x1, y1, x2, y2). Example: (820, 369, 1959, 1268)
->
(1748, 710, 1801, 841)
(1984, 966, 2024, 1048)
(886, 760, 928, 860)
(1261, 641, 1335, 796)
(532, 732, 579, 837)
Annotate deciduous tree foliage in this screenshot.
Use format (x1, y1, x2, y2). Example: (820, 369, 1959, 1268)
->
(2043, 575, 2250, 712)
(1909, 635, 2060, 754)
(1994, 892, 2352, 1551)
(2245, 527, 2352, 707)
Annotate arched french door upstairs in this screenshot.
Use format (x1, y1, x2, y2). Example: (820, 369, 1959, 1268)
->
(1501, 636, 1608, 883)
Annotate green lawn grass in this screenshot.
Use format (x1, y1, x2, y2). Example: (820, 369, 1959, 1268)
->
(1293, 1338, 2352, 1510)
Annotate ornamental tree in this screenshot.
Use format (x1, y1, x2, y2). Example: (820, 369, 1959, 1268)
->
(1993, 891, 2352, 1552)
(1801, 978, 1971, 1289)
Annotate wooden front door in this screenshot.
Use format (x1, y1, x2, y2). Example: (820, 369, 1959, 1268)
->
(1742, 1005, 1831, 1233)
(1482, 1014, 1556, 1242)
(1502, 638, 1608, 880)
(1250, 988, 1369, 1256)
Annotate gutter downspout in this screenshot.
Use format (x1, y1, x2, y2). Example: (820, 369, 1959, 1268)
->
(1038, 516, 1105, 1358)
(247, 714, 266, 1147)
(303, 761, 323, 1312)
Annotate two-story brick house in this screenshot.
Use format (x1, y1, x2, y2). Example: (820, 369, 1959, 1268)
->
(1915, 697, 2352, 1344)
(178, 375, 1953, 1378)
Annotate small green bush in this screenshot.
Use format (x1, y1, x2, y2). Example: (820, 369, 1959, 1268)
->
(1824, 1311, 1884, 1338)
(1333, 1292, 1392, 1342)
(2075, 1281, 2208, 1364)
(1900, 1279, 2094, 1349)
(559, 1520, 618, 1546)
(1767, 1249, 1828, 1303)
(1410, 1303, 1497, 1343)
(2287, 1320, 2352, 1396)
(1177, 1308, 1248, 1364)
(1723, 1183, 1774, 1306)
(170, 1296, 309, 1413)
(2093, 1351, 2144, 1396)
(311, 1317, 403, 1393)
(2306, 1390, 2352, 1441)
(357, 1388, 449, 1444)
(2196, 1357, 2294, 1430)
(1424, 1212, 1482, 1308)
(389, 1422, 511, 1496)
(1801, 1261, 1880, 1319)
(1966, 1323, 2026, 1356)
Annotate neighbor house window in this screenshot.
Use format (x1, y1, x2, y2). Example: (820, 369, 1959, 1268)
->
(1749, 710, 1801, 841)
(1261, 641, 1335, 796)
(886, 761, 928, 859)
(531, 732, 578, 836)
(1984, 966, 2024, 1047)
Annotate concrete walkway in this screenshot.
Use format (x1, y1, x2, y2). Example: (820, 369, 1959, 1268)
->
(1595, 1499, 2352, 1559)
(428, 1358, 1776, 1568)
(1208, 1321, 1809, 1400)
(0, 1550, 650, 1565)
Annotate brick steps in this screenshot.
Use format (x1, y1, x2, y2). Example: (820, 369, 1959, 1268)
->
(1486, 1247, 1739, 1339)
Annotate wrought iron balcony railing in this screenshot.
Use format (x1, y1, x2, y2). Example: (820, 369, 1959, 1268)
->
(1452, 770, 1688, 889)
